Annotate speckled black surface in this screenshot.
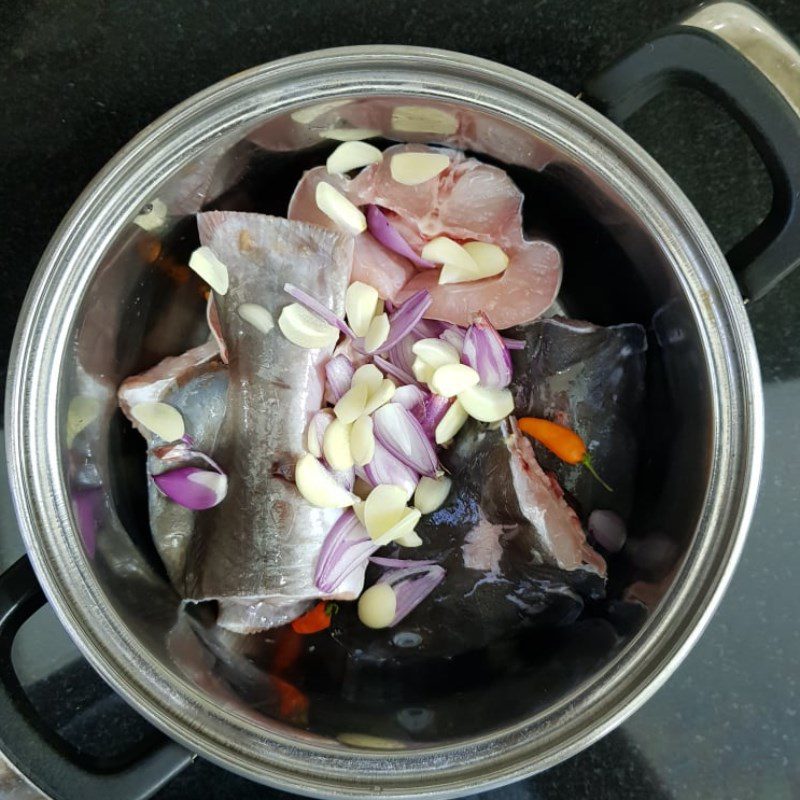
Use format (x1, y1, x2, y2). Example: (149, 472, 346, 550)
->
(1, 1, 799, 798)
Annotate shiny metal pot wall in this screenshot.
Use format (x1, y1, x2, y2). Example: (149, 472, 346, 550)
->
(5, 3, 798, 798)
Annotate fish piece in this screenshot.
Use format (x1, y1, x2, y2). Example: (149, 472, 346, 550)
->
(117, 339, 220, 434)
(353, 144, 560, 328)
(351, 231, 417, 303)
(118, 341, 228, 586)
(396, 238, 561, 330)
(288, 167, 415, 301)
(176, 212, 359, 632)
(288, 144, 561, 324)
(511, 317, 647, 519)
(350, 145, 522, 245)
(502, 418, 606, 574)
(349, 144, 522, 246)
(148, 367, 229, 585)
(350, 144, 457, 230)
(120, 214, 363, 633)
(331, 417, 602, 662)
(444, 418, 606, 577)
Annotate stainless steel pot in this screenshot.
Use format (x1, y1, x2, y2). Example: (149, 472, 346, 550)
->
(3, 3, 798, 798)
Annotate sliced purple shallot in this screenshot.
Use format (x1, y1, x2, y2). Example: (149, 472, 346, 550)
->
(369, 556, 437, 568)
(365, 205, 435, 269)
(153, 466, 228, 511)
(314, 510, 379, 594)
(392, 384, 427, 411)
(373, 402, 439, 476)
(372, 290, 432, 354)
(462, 311, 513, 389)
(284, 283, 354, 338)
(325, 355, 355, 402)
(372, 354, 416, 387)
(358, 441, 419, 499)
(151, 438, 228, 511)
(410, 392, 452, 439)
(377, 562, 446, 627)
(387, 328, 424, 376)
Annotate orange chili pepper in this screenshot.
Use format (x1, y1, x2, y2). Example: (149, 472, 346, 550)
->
(517, 417, 613, 492)
(291, 601, 334, 634)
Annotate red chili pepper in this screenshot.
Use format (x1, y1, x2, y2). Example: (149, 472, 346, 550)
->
(518, 417, 613, 492)
(291, 601, 335, 634)
(274, 676, 310, 724)
(272, 627, 304, 674)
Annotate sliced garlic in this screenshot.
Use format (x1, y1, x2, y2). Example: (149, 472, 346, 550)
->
(414, 475, 453, 514)
(290, 99, 348, 124)
(327, 141, 383, 175)
(306, 409, 334, 458)
(345, 281, 380, 337)
(411, 357, 435, 385)
(362, 378, 396, 415)
(319, 127, 381, 142)
(429, 364, 480, 397)
(411, 338, 460, 370)
(390, 152, 450, 186)
(337, 732, 403, 749)
(353, 500, 367, 525)
(278, 303, 340, 349)
(133, 198, 168, 231)
(395, 528, 423, 547)
(323, 418, 354, 471)
(462, 242, 509, 278)
(334, 383, 369, 423)
(131, 401, 185, 442)
(315, 182, 367, 234)
(364, 312, 390, 352)
(188, 246, 229, 295)
(351, 363, 383, 396)
(350, 414, 375, 467)
(364, 484, 408, 540)
(66, 395, 101, 446)
(353, 477, 373, 501)
(438, 262, 485, 286)
(391, 105, 459, 135)
(237, 302, 274, 333)
(458, 386, 514, 422)
(358, 583, 397, 629)
(435, 399, 469, 445)
(295, 454, 357, 508)
(373, 507, 423, 546)
(421, 237, 478, 273)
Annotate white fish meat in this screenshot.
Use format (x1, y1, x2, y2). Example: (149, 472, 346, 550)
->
(288, 144, 561, 327)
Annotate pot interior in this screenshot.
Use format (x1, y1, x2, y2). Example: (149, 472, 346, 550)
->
(61, 94, 712, 747)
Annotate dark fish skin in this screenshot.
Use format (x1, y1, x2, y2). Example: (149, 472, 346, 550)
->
(330, 419, 600, 664)
(511, 316, 647, 519)
(328, 314, 647, 665)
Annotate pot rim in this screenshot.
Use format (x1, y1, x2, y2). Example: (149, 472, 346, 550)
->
(5, 46, 763, 798)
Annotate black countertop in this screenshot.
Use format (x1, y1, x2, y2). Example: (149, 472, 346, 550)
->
(1, 1, 799, 798)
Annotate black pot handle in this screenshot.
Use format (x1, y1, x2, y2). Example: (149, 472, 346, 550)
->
(0, 555, 195, 800)
(584, 0, 800, 302)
